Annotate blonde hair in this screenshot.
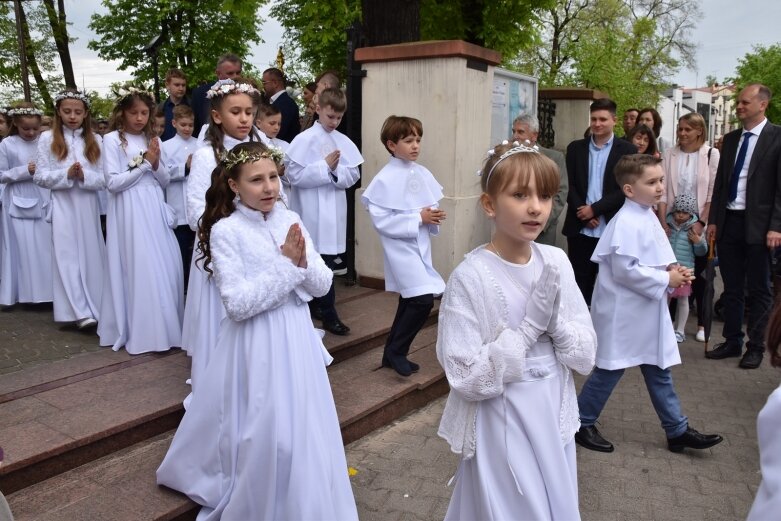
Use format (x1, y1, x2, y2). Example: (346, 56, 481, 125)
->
(480, 143, 559, 198)
(677, 113, 707, 148)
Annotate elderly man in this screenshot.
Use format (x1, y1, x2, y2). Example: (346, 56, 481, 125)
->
(262, 67, 300, 143)
(190, 53, 243, 132)
(511, 113, 569, 247)
(706, 83, 781, 369)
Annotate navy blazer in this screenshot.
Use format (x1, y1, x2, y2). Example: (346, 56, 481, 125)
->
(272, 91, 301, 143)
(562, 137, 637, 237)
(710, 121, 781, 244)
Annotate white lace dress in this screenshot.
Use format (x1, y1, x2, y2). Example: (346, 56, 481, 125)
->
(157, 202, 358, 521)
(437, 244, 596, 521)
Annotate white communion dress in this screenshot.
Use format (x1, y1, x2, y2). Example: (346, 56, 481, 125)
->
(98, 131, 183, 354)
(34, 128, 106, 323)
(157, 202, 358, 521)
(0, 134, 53, 305)
(437, 244, 596, 520)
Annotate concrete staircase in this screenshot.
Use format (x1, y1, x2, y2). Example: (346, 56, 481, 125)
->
(1, 283, 447, 520)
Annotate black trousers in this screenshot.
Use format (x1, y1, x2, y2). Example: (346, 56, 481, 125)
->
(567, 234, 601, 306)
(174, 225, 196, 285)
(383, 294, 434, 364)
(717, 211, 773, 352)
(311, 254, 340, 323)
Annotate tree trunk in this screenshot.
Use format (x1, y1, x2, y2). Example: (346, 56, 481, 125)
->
(361, 0, 420, 46)
(20, 3, 53, 107)
(460, 0, 486, 47)
(42, 0, 76, 89)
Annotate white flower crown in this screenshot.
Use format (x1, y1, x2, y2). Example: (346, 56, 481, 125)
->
(55, 90, 91, 109)
(112, 84, 154, 103)
(7, 107, 43, 117)
(206, 79, 259, 99)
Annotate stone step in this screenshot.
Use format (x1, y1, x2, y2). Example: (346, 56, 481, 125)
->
(6, 326, 448, 521)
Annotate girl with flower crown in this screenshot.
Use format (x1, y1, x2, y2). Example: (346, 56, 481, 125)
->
(34, 89, 106, 329)
(0, 102, 53, 306)
(98, 86, 183, 354)
(182, 77, 264, 399)
(437, 142, 596, 520)
(157, 141, 358, 521)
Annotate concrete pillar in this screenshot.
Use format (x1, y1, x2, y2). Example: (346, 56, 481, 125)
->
(354, 41, 502, 287)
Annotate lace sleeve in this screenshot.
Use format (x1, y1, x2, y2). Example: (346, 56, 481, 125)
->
(547, 248, 597, 375)
(436, 264, 532, 402)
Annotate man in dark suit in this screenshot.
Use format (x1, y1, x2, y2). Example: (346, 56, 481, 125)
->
(511, 113, 568, 247)
(262, 67, 300, 143)
(706, 83, 781, 369)
(563, 98, 637, 304)
(190, 53, 243, 133)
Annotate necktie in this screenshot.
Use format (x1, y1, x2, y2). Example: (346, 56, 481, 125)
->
(728, 132, 753, 202)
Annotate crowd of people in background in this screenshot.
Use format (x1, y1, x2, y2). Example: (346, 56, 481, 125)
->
(1, 47, 780, 519)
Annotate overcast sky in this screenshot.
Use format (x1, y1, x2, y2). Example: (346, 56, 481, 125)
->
(55, 0, 781, 95)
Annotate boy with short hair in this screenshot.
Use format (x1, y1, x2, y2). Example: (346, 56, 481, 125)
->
(159, 68, 190, 141)
(575, 154, 724, 454)
(162, 104, 198, 282)
(361, 116, 445, 376)
(153, 108, 166, 138)
(285, 88, 363, 336)
(256, 103, 289, 151)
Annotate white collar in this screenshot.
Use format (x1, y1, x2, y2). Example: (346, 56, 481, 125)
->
(269, 90, 284, 103)
(743, 117, 768, 136)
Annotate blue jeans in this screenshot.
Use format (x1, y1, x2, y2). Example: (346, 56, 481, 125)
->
(578, 365, 688, 438)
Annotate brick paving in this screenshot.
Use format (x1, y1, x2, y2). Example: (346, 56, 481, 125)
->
(347, 321, 781, 521)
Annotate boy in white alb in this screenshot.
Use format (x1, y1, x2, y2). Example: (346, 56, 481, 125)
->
(162, 105, 199, 283)
(362, 116, 446, 376)
(575, 154, 724, 454)
(285, 88, 362, 335)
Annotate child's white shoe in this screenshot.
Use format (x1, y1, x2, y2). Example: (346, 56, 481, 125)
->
(696, 329, 706, 342)
(675, 331, 685, 343)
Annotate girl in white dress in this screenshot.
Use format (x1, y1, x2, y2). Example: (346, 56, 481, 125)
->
(98, 86, 183, 354)
(34, 89, 106, 328)
(0, 103, 53, 306)
(182, 77, 263, 396)
(437, 141, 597, 520)
(157, 142, 358, 521)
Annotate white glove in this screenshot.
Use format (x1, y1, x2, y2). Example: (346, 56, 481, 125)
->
(523, 263, 560, 333)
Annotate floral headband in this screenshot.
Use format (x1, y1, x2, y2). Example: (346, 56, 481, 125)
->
(480, 139, 539, 186)
(55, 90, 91, 109)
(206, 79, 259, 99)
(7, 107, 43, 117)
(111, 84, 154, 103)
(220, 146, 285, 170)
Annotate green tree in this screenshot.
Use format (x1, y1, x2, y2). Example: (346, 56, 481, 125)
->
(89, 0, 268, 88)
(730, 43, 781, 124)
(513, 0, 699, 118)
(270, 0, 553, 78)
(0, 2, 64, 108)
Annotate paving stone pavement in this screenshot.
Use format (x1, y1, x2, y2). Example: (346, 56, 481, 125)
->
(346, 321, 781, 521)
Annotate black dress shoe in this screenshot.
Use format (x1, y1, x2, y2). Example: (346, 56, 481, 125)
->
(310, 306, 323, 321)
(667, 427, 723, 453)
(381, 355, 418, 376)
(575, 425, 614, 453)
(739, 350, 763, 369)
(705, 342, 742, 360)
(322, 319, 350, 336)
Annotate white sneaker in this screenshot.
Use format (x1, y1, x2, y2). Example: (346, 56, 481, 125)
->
(77, 317, 97, 329)
(696, 330, 706, 342)
(675, 331, 685, 343)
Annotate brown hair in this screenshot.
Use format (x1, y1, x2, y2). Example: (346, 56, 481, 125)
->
(172, 105, 194, 120)
(51, 89, 100, 164)
(165, 68, 187, 83)
(315, 70, 341, 89)
(637, 107, 663, 137)
(8, 102, 42, 136)
(677, 113, 707, 148)
(108, 91, 157, 147)
(380, 115, 423, 154)
(627, 124, 658, 156)
(256, 103, 281, 119)
(317, 88, 346, 113)
(614, 154, 662, 186)
(197, 141, 276, 274)
(204, 76, 262, 162)
(766, 300, 781, 367)
(480, 143, 559, 198)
